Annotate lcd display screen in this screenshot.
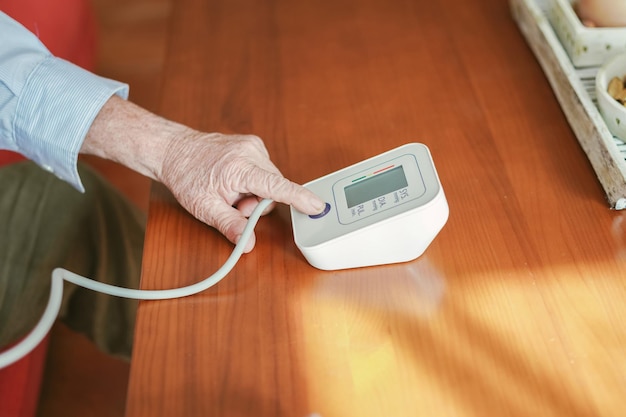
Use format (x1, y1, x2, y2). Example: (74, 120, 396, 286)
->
(344, 166, 408, 208)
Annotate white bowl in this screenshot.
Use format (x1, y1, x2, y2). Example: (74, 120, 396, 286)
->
(595, 53, 626, 142)
(548, 0, 626, 67)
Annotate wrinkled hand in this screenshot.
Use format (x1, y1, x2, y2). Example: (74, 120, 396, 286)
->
(82, 97, 320, 252)
(159, 132, 325, 252)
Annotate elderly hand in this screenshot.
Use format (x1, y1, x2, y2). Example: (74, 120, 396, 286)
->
(82, 96, 325, 252)
(160, 132, 324, 252)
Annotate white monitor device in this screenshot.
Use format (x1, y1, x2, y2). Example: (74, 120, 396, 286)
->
(290, 143, 449, 270)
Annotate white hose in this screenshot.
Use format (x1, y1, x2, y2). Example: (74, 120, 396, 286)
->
(0, 198, 272, 369)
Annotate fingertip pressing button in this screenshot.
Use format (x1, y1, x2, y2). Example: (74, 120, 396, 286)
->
(309, 202, 331, 219)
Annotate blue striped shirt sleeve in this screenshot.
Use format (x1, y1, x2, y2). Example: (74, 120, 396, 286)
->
(0, 11, 129, 192)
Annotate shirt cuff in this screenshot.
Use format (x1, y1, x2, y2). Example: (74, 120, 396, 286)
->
(13, 56, 129, 192)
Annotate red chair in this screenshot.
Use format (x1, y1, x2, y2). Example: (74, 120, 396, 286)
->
(0, 338, 50, 417)
(0, 0, 97, 415)
(0, 151, 25, 165)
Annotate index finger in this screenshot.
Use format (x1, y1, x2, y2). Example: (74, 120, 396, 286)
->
(243, 168, 325, 215)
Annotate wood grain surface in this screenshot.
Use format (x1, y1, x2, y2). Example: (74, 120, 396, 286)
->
(126, 0, 626, 416)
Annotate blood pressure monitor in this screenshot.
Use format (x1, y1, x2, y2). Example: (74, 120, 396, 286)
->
(290, 143, 448, 270)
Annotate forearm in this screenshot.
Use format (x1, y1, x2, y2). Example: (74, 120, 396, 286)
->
(80, 95, 187, 182)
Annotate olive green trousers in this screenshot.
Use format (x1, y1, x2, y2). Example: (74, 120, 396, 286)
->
(0, 161, 145, 359)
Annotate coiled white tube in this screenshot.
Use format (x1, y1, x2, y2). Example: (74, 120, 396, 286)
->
(0, 198, 272, 369)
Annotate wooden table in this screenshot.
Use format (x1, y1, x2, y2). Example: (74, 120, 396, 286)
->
(126, 0, 626, 415)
